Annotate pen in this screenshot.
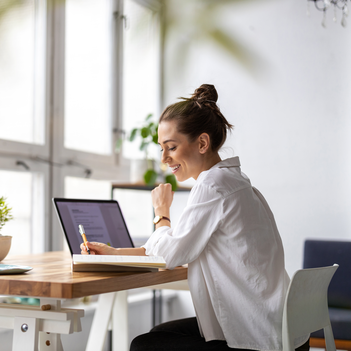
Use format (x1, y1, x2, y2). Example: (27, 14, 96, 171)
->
(78, 224, 90, 254)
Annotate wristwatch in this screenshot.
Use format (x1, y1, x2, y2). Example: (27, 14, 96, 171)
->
(153, 215, 171, 224)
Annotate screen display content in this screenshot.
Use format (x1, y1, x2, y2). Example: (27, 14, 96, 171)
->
(53, 199, 134, 254)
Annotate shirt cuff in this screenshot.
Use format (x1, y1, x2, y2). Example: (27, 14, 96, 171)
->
(142, 226, 171, 256)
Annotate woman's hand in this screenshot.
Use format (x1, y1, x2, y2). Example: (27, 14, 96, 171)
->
(80, 243, 147, 256)
(80, 242, 118, 255)
(151, 183, 174, 216)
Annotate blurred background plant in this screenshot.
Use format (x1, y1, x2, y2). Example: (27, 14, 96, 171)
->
(0, 196, 13, 233)
(0, 0, 261, 74)
(160, 0, 262, 78)
(116, 113, 178, 190)
(0, 0, 21, 21)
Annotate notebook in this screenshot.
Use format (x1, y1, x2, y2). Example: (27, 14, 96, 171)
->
(52, 198, 134, 255)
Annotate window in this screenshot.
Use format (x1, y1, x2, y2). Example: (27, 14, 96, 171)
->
(0, 0, 46, 145)
(0, 0, 161, 252)
(123, 0, 161, 160)
(64, 0, 114, 155)
(0, 159, 46, 254)
(113, 188, 155, 240)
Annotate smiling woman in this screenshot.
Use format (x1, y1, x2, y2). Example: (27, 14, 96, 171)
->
(160, 84, 233, 153)
(82, 84, 309, 351)
(158, 121, 212, 182)
(157, 84, 233, 182)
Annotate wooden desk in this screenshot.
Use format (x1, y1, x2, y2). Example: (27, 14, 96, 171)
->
(0, 251, 188, 351)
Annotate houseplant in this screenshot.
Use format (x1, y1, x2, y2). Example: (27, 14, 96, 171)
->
(117, 114, 177, 191)
(0, 196, 13, 261)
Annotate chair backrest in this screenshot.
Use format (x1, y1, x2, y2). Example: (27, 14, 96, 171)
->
(303, 239, 351, 308)
(282, 264, 338, 351)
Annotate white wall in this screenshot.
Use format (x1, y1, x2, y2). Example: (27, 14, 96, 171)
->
(164, 0, 351, 277)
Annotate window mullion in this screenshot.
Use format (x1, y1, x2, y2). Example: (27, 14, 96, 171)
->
(113, 0, 130, 168)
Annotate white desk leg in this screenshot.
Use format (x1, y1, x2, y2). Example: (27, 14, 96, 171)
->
(39, 333, 64, 351)
(38, 298, 64, 351)
(111, 291, 128, 351)
(13, 316, 39, 351)
(86, 291, 128, 351)
(86, 292, 115, 351)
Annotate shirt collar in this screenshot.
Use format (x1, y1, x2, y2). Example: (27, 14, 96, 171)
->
(197, 157, 241, 182)
(213, 156, 241, 169)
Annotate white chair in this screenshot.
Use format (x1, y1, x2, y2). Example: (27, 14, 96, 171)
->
(282, 264, 339, 351)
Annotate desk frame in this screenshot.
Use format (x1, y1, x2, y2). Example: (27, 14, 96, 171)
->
(0, 252, 187, 351)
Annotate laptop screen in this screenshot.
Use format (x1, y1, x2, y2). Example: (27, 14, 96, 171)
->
(53, 198, 134, 254)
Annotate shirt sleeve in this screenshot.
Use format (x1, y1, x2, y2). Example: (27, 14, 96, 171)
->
(142, 183, 223, 269)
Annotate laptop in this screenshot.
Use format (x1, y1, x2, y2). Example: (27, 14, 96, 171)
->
(52, 198, 134, 255)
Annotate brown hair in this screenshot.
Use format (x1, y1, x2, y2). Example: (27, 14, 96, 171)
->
(159, 84, 233, 152)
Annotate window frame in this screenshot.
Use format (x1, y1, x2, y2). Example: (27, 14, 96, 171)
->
(0, 155, 49, 253)
(0, 0, 162, 252)
(51, 0, 127, 170)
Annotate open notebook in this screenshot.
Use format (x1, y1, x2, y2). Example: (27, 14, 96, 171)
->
(71, 254, 166, 273)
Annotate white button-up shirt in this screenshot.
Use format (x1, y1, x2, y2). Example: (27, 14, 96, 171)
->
(143, 157, 306, 351)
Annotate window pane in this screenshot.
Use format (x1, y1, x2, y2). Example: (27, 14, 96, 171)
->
(63, 177, 112, 251)
(113, 188, 154, 243)
(0, 0, 46, 144)
(112, 187, 190, 246)
(65, 177, 112, 200)
(64, 0, 113, 155)
(123, 0, 160, 160)
(0, 170, 44, 255)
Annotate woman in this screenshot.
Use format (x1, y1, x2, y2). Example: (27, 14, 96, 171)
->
(82, 84, 309, 351)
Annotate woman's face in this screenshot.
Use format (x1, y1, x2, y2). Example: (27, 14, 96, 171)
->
(158, 121, 203, 182)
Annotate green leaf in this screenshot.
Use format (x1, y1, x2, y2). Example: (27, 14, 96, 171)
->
(140, 127, 150, 139)
(140, 140, 149, 151)
(152, 133, 158, 145)
(0, 196, 13, 231)
(150, 122, 159, 136)
(129, 128, 138, 142)
(144, 169, 158, 186)
(114, 138, 123, 153)
(165, 174, 178, 191)
(145, 113, 153, 121)
(207, 28, 258, 73)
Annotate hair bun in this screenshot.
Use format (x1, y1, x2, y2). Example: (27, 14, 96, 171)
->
(191, 84, 218, 103)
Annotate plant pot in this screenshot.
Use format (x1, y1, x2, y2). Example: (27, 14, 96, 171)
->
(130, 159, 155, 184)
(0, 235, 12, 261)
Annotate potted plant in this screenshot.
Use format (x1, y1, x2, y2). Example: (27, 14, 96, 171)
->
(116, 114, 178, 191)
(0, 196, 13, 261)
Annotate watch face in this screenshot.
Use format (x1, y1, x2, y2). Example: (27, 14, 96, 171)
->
(153, 216, 161, 224)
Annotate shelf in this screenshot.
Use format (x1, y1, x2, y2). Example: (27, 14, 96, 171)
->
(111, 183, 192, 192)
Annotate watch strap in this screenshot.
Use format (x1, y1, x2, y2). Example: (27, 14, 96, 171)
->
(154, 215, 171, 224)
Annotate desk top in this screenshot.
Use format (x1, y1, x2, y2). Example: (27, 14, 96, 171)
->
(0, 252, 187, 299)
